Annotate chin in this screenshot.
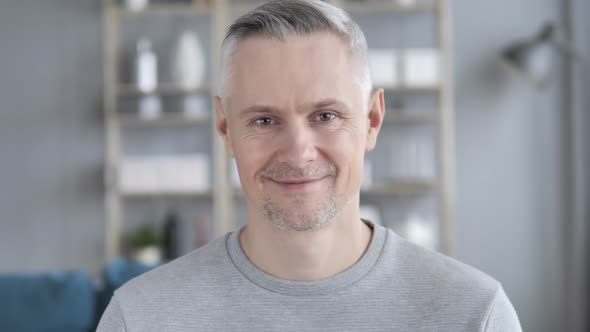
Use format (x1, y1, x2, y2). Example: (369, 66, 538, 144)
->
(263, 196, 339, 233)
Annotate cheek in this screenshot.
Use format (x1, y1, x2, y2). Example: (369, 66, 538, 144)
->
(319, 129, 365, 183)
(234, 138, 272, 184)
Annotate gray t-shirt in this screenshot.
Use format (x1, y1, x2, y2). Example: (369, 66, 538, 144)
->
(97, 221, 522, 331)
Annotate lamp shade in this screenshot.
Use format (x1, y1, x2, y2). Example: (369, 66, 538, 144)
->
(502, 24, 556, 89)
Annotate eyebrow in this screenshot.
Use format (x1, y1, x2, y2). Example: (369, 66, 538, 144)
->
(312, 98, 351, 112)
(238, 98, 352, 117)
(238, 105, 281, 118)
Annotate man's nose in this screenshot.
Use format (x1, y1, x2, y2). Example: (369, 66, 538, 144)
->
(275, 121, 318, 167)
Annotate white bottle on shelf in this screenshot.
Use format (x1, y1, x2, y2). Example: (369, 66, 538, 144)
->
(135, 37, 158, 93)
(397, 0, 416, 7)
(125, 0, 148, 12)
(171, 31, 206, 90)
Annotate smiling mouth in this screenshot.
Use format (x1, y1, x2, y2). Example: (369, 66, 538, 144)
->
(268, 177, 327, 192)
(274, 178, 323, 184)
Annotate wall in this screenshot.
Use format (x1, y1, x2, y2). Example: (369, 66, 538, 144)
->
(452, 0, 565, 331)
(0, 0, 104, 274)
(570, 0, 590, 330)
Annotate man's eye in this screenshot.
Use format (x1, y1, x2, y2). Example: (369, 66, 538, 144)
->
(254, 117, 273, 126)
(317, 112, 337, 121)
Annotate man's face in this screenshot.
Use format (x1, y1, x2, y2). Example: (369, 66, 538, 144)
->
(216, 32, 383, 232)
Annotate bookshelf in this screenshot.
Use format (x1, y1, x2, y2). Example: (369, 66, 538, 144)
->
(102, 0, 455, 260)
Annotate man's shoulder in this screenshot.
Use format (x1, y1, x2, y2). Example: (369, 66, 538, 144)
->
(114, 233, 233, 302)
(385, 229, 500, 297)
(375, 229, 520, 330)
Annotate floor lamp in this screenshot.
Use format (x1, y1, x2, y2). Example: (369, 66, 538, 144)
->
(503, 21, 589, 332)
(501, 22, 588, 89)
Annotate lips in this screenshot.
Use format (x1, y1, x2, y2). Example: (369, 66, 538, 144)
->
(268, 177, 326, 192)
(274, 178, 323, 185)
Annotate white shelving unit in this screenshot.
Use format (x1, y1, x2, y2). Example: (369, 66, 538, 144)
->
(102, 0, 455, 261)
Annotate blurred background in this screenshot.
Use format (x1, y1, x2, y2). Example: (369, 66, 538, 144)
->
(0, 0, 588, 331)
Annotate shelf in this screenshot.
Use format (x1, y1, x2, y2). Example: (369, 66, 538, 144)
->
(115, 4, 211, 17)
(121, 190, 213, 198)
(230, 179, 437, 198)
(230, 1, 437, 14)
(119, 112, 211, 127)
(113, 2, 436, 17)
(117, 84, 211, 97)
(103, 0, 455, 258)
(229, 1, 266, 13)
(116, 84, 437, 97)
(382, 110, 438, 124)
(361, 178, 438, 196)
(340, 1, 437, 14)
(380, 85, 441, 93)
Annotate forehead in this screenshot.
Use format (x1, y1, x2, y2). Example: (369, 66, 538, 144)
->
(225, 32, 362, 113)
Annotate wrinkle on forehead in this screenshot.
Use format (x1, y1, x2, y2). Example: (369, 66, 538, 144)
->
(223, 33, 367, 115)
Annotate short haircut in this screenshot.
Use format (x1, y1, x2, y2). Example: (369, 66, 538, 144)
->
(220, 0, 372, 104)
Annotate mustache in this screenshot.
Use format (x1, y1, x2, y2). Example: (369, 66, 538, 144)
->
(258, 163, 337, 181)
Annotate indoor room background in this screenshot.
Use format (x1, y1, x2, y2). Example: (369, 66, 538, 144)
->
(0, 0, 588, 331)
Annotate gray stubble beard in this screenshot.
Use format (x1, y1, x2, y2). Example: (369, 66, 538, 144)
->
(258, 163, 353, 232)
(263, 191, 340, 232)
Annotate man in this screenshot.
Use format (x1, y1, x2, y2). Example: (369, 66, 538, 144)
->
(97, 0, 522, 331)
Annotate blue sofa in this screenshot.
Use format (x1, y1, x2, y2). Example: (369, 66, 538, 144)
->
(0, 271, 94, 332)
(0, 258, 158, 332)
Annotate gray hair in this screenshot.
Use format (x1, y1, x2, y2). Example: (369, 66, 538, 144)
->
(219, 0, 372, 104)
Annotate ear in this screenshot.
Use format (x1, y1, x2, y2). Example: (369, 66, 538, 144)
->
(214, 96, 235, 157)
(365, 88, 385, 152)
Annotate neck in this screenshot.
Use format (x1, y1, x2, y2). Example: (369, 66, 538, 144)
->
(240, 199, 373, 281)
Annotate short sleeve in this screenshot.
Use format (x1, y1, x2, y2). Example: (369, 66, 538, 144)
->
(483, 285, 522, 332)
(96, 294, 127, 332)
